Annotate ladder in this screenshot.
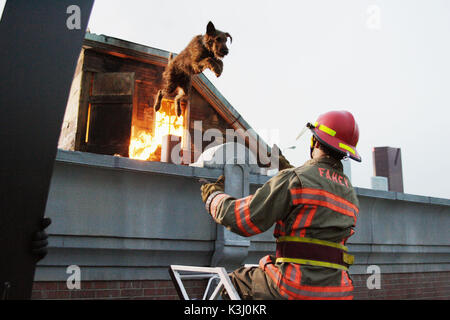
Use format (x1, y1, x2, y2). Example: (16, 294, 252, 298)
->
(168, 265, 241, 300)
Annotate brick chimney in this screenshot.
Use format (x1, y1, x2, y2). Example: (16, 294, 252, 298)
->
(372, 147, 404, 193)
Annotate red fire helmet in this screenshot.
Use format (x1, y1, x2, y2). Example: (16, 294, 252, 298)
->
(307, 110, 361, 162)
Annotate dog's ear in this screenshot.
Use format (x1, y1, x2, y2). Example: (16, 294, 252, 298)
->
(206, 21, 216, 36)
(225, 33, 232, 44)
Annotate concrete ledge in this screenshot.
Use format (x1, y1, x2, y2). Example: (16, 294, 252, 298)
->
(56, 149, 224, 180)
(36, 236, 213, 281)
(355, 186, 450, 206)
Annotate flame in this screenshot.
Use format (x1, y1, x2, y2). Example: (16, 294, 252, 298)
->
(129, 109, 184, 161)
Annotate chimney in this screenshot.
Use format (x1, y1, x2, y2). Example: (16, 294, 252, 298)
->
(372, 147, 404, 192)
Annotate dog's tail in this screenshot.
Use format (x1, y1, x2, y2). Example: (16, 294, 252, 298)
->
(168, 52, 173, 63)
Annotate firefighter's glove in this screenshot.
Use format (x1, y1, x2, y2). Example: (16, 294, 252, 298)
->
(32, 217, 52, 261)
(200, 175, 225, 203)
(268, 147, 294, 171)
(278, 154, 294, 171)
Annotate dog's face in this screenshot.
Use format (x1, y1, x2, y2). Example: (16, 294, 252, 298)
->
(205, 21, 232, 59)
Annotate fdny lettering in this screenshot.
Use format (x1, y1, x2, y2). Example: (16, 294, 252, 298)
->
(318, 167, 349, 188)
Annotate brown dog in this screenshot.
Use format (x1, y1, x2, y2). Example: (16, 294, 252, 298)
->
(153, 21, 232, 117)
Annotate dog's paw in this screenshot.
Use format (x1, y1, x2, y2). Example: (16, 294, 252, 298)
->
(213, 65, 223, 77)
(192, 64, 204, 74)
(154, 91, 162, 112)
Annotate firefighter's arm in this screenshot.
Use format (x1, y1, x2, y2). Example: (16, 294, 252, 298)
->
(201, 170, 297, 237)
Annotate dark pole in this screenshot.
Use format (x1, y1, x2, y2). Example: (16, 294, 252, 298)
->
(0, 0, 94, 299)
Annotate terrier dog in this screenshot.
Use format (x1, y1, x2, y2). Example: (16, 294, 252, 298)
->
(153, 21, 232, 117)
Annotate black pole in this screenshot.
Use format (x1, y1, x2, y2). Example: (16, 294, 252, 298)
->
(0, 0, 94, 299)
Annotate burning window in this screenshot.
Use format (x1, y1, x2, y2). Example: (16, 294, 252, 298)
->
(60, 69, 188, 163)
(129, 98, 186, 162)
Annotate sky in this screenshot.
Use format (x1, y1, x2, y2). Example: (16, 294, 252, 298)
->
(3, 0, 449, 199)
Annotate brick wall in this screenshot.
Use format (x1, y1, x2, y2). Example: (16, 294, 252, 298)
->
(352, 271, 450, 300)
(31, 272, 450, 300)
(31, 279, 207, 300)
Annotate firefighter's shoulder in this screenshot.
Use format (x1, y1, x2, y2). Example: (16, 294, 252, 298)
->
(270, 167, 300, 186)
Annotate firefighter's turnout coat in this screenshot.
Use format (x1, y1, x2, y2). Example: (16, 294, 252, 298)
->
(205, 157, 359, 299)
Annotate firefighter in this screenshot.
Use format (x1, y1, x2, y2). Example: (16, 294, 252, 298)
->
(201, 110, 361, 300)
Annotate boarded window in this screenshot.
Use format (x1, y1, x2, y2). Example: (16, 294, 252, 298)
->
(85, 72, 134, 156)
